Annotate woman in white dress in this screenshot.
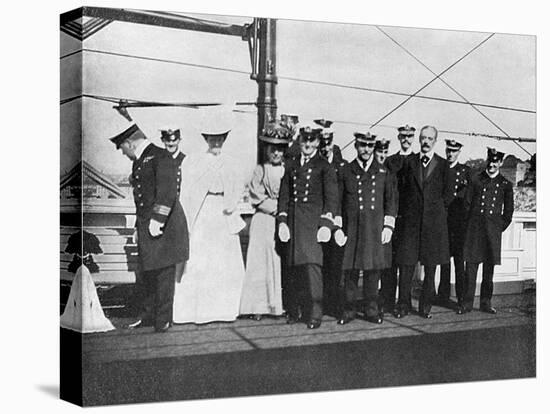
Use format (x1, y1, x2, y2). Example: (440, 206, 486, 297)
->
(173, 127, 246, 324)
(239, 122, 292, 320)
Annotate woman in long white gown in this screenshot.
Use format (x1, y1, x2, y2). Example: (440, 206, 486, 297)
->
(239, 123, 293, 319)
(173, 128, 246, 324)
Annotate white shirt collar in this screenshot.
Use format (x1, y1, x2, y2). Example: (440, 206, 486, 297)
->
(134, 140, 151, 160)
(420, 150, 435, 163)
(301, 150, 317, 164)
(326, 152, 334, 164)
(449, 160, 458, 169)
(356, 156, 373, 171)
(172, 149, 181, 159)
(399, 148, 413, 156)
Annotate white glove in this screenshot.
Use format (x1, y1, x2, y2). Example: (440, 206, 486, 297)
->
(278, 222, 290, 242)
(149, 219, 164, 237)
(381, 227, 393, 244)
(132, 228, 138, 244)
(317, 226, 331, 243)
(334, 229, 347, 246)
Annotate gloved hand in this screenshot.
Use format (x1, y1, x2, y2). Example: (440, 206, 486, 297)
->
(317, 226, 331, 243)
(278, 222, 290, 242)
(132, 228, 138, 244)
(334, 229, 347, 246)
(149, 219, 164, 237)
(381, 227, 393, 244)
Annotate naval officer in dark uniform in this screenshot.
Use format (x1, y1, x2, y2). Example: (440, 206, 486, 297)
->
(379, 125, 415, 315)
(160, 128, 186, 195)
(336, 132, 398, 324)
(110, 123, 189, 332)
(460, 148, 514, 314)
(160, 128, 186, 281)
(316, 118, 348, 317)
(277, 126, 339, 329)
(436, 139, 471, 308)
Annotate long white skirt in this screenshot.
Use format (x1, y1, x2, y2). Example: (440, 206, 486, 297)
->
(239, 212, 283, 315)
(173, 195, 245, 324)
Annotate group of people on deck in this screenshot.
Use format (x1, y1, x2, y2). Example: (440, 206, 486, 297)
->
(109, 113, 514, 333)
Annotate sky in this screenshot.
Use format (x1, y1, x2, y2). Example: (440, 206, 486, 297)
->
(60, 10, 536, 178)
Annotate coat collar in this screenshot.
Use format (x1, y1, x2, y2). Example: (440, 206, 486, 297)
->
(135, 140, 151, 160)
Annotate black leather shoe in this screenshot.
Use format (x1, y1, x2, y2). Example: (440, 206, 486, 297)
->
(307, 320, 321, 329)
(365, 315, 383, 324)
(480, 306, 497, 314)
(420, 312, 433, 319)
(286, 315, 300, 325)
(393, 308, 408, 319)
(337, 316, 354, 325)
(155, 322, 171, 333)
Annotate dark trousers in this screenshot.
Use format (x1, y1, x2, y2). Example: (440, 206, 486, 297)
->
(464, 262, 495, 310)
(380, 264, 398, 312)
(139, 265, 176, 329)
(419, 265, 437, 314)
(287, 264, 323, 322)
(397, 264, 414, 311)
(439, 254, 465, 302)
(322, 240, 344, 317)
(341, 269, 381, 319)
(400, 264, 437, 313)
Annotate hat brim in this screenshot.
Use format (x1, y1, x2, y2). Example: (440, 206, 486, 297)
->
(201, 131, 230, 140)
(110, 124, 145, 149)
(259, 136, 291, 145)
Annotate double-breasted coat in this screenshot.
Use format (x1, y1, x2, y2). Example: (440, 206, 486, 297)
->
(339, 159, 398, 270)
(132, 143, 189, 271)
(172, 151, 186, 195)
(394, 153, 452, 266)
(463, 171, 514, 265)
(447, 162, 471, 256)
(277, 152, 338, 266)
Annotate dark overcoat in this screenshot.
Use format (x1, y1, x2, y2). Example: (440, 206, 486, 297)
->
(173, 151, 186, 195)
(132, 143, 189, 271)
(394, 153, 452, 266)
(277, 152, 338, 266)
(339, 159, 398, 270)
(463, 171, 514, 265)
(447, 162, 471, 256)
(384, 151, 412, 255)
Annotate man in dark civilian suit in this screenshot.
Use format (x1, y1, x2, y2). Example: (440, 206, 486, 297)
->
(336, 133, 398, 325)
(277, 126, 339, 329)
(459, 148, 514, 314)
(394, 125, 452, 319)
(316, 118, 348, 317)
(436, 139, 471, 309)
(110, 123, 189, 332)
(379, 125, 416, 315)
